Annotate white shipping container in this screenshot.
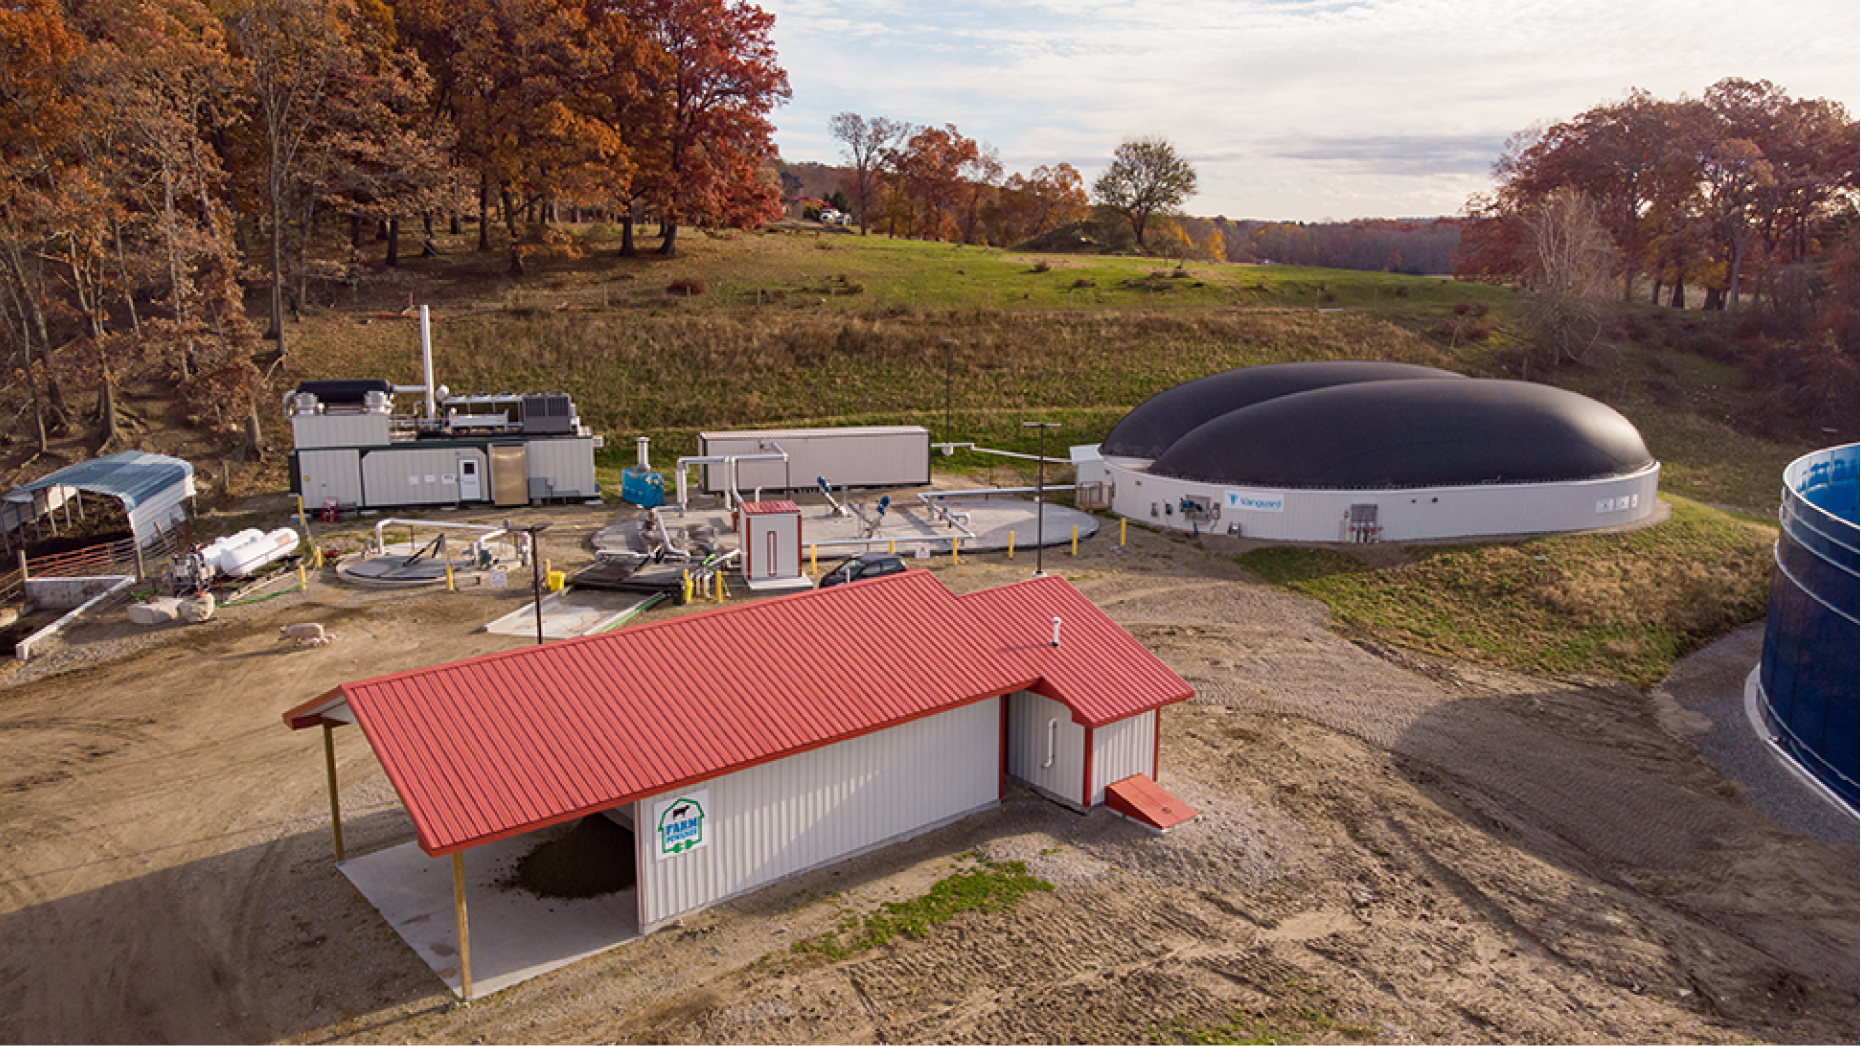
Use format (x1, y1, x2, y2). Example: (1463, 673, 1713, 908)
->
(698, 427, 930, 494)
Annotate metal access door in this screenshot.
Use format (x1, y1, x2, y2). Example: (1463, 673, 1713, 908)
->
(489, 445, 528, 507)
(458, 458, 482, 501)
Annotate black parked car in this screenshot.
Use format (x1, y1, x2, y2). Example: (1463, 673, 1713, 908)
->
(817, 552, 907, 588)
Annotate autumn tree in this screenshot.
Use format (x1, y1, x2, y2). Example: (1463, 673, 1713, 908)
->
(1473, 81, 1856, 318)
(890, 123, 977, 241)
(0, 0, 88, 449)
(996, 163, 1088, 244)
(398, 0, 631, 274)
(227, 0, 362, 357)
(1518, 189, 1619, 375)
(620, 0, 788, 256)
(828, 111, 904, 234)
(1092, 136, 1197, 251)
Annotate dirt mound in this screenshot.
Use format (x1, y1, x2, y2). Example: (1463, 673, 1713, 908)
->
(512, 815, 637, 899)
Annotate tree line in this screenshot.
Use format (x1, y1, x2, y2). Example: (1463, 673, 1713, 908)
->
(1, 0, 790, 457)
(1455, 79, 1857, 342)
(828, 118, 1212, 254)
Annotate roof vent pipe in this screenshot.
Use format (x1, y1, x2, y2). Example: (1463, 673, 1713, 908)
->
(636, 436, 651, 470)
(418, 304, 436, 420)
(1051, 616, 1062, 647)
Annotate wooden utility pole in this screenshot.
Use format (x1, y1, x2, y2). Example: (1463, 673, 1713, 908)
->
(453, 852, 473, 1000)
(322, 723, 345, 862)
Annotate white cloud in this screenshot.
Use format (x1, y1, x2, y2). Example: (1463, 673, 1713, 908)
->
(764, 0, 1861, 220)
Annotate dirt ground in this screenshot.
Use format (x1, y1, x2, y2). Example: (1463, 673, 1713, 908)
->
(0, 501, 1854, 1045)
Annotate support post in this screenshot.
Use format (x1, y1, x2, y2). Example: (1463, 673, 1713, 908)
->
(452, 851, 473, 1001)
(1071, 526, 1079, 555)
(1007, 529, 1014, 559)
(1120, 518, 1127, 546)
(323, 723, 345, 862)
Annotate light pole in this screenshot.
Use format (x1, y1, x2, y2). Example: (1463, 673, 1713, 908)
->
(510, 521, 551, 645)
(1023, 421, 1059, 577)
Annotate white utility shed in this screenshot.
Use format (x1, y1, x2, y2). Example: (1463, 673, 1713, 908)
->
(285, 572, 1196, 997)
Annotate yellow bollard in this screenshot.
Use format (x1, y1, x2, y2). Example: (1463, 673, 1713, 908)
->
(714, 572, 725, 603)
(682, 570, 692, 603)
(313, 545, 324, 569)
(445, 563, 456, 592)
(297, 562, 307, 591)
(1071, 526, 1079, 556)
(810, 545, 817, 577)
(1007, 529, 1015, 559)
(888, 539, 895, 555)
(1120, 518, 1128, 546)
(950, 538, 959, 565)
(296, 495, 308, 533)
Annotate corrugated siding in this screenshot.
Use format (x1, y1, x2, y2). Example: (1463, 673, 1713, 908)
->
(362, 447, 476, 506)
(1006, 690, 1086, 807)
(700, 428, 930, 492)
(524, 438, 598, 499)
(290, 412, 391, 449)
(636, 699, 999, 927)
(124, 480, 192, 548)
(299, 449, 364, 508)
(1088, 711, 1155, 806)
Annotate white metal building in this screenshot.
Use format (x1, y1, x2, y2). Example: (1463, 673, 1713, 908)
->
(285, 571, 1195, 997)
(697, 426, 930, 494)
(287, 380, 601, 510)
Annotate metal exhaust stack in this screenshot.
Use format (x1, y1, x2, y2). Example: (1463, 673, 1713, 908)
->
(637, 436, 651, 469)
(419, 304, 436, 420)
(1051, 616, 1062, 647)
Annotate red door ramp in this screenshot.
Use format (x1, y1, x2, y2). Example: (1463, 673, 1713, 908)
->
(1105, 774, 1196, 832)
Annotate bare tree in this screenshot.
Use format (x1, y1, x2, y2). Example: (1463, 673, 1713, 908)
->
(828, 112, 906, 235)
(1092, 136, 1197, 251)
(1520, 189, 1619, 375)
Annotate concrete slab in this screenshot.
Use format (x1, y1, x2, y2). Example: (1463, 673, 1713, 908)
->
(339, 825, 640, 999)
(484, 590, 657, 638)
(594, 492, 1099, 563)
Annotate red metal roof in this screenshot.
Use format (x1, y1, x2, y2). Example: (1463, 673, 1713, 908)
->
(956, 577, 1194, 728)
(739, 500, 799, 515)
(284, 571, 1192, 856)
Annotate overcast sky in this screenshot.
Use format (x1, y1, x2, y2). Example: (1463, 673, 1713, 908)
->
(761, 0, 1860, 222)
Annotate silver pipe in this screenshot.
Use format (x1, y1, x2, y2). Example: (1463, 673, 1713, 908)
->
(419, 305, 436, 420)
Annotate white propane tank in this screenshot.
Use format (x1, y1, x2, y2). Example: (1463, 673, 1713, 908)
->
(219, 527, 300, 576)
(200, 529, 263, 572)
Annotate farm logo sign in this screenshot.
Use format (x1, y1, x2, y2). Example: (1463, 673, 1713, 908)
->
(654, 790, 710, 860)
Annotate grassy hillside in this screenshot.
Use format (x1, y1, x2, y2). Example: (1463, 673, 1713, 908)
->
(1238, 496, 1776, 688)
(266, 225, 1815, 516)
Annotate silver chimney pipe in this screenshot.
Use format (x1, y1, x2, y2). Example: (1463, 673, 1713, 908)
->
(637, 436, 651, 470)
(1051, 616, 1062, 647)
(418, 304, 436, 420)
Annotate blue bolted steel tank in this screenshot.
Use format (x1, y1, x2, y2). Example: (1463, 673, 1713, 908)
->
(1758, 443, 1858, 810)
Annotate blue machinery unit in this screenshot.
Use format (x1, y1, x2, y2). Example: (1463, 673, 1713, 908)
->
(1758, 443, 1858, 810)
